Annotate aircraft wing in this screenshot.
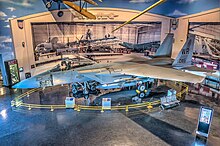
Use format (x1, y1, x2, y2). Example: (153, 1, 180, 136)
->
(63, 1, 96, 19)
(83, 0, 98, 6)
(42, 0, 73, 21)
(117, 63, 204, 84)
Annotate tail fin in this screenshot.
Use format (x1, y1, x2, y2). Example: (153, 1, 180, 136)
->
(154, 33, 174, 57)
(172, 34, 195, 68)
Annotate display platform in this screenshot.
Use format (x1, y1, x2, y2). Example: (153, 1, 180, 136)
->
(11, 81, 188, 112)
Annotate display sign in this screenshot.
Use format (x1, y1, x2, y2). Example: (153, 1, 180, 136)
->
(65, 97, 75, 108)
(102, 98, 111, 110)
(4, 59, 20, 86)
(196, 107, 214, 138)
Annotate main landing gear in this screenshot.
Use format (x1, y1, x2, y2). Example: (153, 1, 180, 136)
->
(71, 81, 99, 99)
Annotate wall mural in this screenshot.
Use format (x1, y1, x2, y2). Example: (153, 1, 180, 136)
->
(189, 22, 220, 70)
(31, 22, 161, 65)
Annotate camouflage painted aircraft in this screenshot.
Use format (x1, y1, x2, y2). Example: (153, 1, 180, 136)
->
(119, 41, 160, 53)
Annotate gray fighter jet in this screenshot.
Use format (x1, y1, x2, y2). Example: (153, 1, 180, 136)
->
(13, 33, 205, 92)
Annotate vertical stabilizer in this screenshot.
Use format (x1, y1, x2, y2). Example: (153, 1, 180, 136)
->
(154, 33, 174, 57)
(172, 34, 195, 68)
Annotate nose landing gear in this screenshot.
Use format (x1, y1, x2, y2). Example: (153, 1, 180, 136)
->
(71, 81, 99, 98)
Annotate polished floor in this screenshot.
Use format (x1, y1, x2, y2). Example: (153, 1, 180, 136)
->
(0, 87, 220, 146)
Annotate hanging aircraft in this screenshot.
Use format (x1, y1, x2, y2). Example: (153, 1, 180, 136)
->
(42, 0, 166, 21)
(43, 0, 102, 18)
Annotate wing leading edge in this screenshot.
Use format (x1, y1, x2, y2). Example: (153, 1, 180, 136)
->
(63, 1, 96, 19)
(117, 63, 204, 84)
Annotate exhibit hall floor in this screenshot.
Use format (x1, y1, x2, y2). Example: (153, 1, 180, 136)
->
(0, 87, 220, 146)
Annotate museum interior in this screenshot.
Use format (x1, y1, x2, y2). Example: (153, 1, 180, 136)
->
(0, 0, 219, 145)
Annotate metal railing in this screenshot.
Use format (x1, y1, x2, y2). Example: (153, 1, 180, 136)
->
(11, 82, 188, 112)
(74, 100, 161, 112)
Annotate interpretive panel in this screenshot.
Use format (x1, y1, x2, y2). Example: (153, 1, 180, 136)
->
(196, 106, 214, 138)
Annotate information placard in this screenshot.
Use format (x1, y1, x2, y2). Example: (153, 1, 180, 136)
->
(65, 97, 75, 108)
(102, 98, 111, 110)
(196, 107, 214, 138)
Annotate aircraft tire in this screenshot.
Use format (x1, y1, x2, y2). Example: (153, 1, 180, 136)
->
(69, 92, 73, 97)
(72, 85, 78, 94)
(138, 84, 146, 92)
(90, 85, 96, 91)
(84, 94, 89, 99)
(139, 92, 145, 98)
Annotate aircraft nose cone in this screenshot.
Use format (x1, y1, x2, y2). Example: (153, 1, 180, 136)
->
(12, 83, 19, 88)
(12, 80, 28, 89)
(12, 77, 40, 89)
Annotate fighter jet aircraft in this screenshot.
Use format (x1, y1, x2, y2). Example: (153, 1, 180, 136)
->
(13, 33, 205, 92)
(119, 41, 160, 53)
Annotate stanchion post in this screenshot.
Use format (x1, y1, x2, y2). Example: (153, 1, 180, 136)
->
(77, 105, 81, 112)
(147, 102, 153, 109)
(28, 105, 31, 110)
(101, 107, 104, 113)
(74, 105, 77, 111)
(50, 106, 54, 112)
(125, 105, 129, 112)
